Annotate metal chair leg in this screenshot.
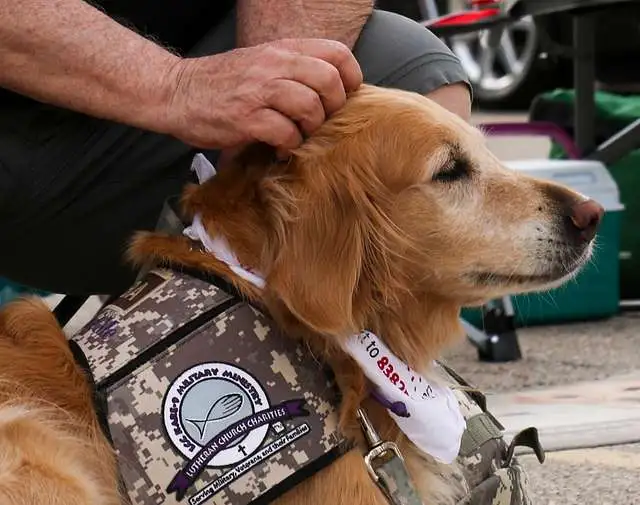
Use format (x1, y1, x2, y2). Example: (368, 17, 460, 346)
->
(462, 296, 523, 363)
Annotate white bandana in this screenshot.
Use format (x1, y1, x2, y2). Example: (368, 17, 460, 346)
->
(184, 214, 266, 289)
(183, 154, 266, 289)
(342, 332, 465, 463)
(184, 153, 466, 464)
(191, 152, 217, 183)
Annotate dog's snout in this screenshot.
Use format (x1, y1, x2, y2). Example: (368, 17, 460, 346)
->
(566, 199, 604, 243)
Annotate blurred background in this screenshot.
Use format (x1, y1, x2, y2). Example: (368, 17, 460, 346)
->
(377, 0, 640, 108)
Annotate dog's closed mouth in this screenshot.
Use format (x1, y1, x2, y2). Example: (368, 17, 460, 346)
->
(469, 272, 559, 286)
(469, 244, 593, 288)
(469, 264, 585, 286)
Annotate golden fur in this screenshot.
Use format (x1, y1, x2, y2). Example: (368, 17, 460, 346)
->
(0, 84, 598, 505)
(0, 298, 122, 505)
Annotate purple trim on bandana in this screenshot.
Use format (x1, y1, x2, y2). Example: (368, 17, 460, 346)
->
(166, 399, 308, 500)
(370, 390, 410, 418)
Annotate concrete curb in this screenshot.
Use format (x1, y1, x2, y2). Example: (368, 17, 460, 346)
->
(487, 373, 640, 453)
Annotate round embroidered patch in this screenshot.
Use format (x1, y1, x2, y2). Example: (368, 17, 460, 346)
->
(162, 362, 271, 468)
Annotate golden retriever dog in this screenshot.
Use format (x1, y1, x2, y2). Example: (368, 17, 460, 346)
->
(0, 84, 603, 505)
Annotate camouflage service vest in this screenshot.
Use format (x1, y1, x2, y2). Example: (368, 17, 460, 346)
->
(70, 268, 349, 505)
(69, 268, 542, 505)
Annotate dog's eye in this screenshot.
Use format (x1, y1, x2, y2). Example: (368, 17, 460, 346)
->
(432, 159, 470, 183)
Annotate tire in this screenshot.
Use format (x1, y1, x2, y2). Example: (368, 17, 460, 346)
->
(445, 14, 565, 109)
(376, 0, 567, 109)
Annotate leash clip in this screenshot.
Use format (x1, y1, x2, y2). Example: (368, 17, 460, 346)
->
(358, 408, 405, 485)
(357, 408, 423, 504)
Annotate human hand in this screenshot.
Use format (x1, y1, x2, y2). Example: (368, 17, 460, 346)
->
(162, 38, 363, 153)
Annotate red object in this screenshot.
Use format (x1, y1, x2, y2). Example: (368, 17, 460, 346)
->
(471, 0, 501, 6)
(427, 8, 501, 27)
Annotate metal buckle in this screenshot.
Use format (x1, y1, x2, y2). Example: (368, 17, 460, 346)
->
(364, 441, 406, 484)
(357, 408, 425, 505)
(357, 408, 405, 483)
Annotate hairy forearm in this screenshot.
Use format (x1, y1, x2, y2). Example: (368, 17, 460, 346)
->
(0, 0, 179, 132)
(236, 0, 374, 49)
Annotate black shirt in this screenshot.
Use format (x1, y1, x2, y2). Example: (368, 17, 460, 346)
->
(0, 0, 235, 110)
(93, 0, 236, 54)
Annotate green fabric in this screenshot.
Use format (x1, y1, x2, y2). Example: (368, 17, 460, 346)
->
(542, 88, 640, 123)
(460, 414, 504, 458)
(444, 364, 537, 505)
(457, 462, 531, 505)
(375, 454, 424, 505)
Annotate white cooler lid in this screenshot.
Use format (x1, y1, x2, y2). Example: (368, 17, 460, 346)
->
(504, 159, 624, 211)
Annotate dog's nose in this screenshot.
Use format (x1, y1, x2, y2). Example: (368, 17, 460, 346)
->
(567, 199, 604, 243)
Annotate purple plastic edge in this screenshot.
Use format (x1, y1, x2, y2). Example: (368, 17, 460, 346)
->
(479, 121, 581, 160)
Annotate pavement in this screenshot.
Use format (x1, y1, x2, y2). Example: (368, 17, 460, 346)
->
(520, 445, 640, 505)
(488, 372, 640, 452)
(493, 380, 640, 504)
(45, 111, 640, 503)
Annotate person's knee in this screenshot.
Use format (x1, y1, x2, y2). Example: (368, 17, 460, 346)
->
(424, 82, 472, 121)
(353, 10, 473, 120)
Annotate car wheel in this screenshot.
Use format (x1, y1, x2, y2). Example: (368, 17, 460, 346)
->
(448, 14, 554, 108)
(377, 0, 564, 109)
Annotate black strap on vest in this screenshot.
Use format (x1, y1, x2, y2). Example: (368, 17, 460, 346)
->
(53, 295, 90, 327)
(67, 339, 113, 445)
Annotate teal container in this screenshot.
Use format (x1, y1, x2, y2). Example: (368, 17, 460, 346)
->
(462, 159, 623, 327)
(0, 278, 49, 306)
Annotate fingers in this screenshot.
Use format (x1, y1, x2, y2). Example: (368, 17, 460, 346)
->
(278, 38, 363, 93)
(248, 108, 303, 153)
(253, 40, 362, 153)
(267, 39, 363, 127)
(265, 79, 326, 137)
(283, 55, 347, 118)
(168, 38, 364, 152)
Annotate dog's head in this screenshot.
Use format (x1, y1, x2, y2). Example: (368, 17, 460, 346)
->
(134, 85, 602, 360)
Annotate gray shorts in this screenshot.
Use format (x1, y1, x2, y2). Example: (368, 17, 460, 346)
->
(189, 9, 472, 98)
(0, 9, 470, 295)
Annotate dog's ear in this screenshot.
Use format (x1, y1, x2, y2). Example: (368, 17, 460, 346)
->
(264, 183, 367, 337)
